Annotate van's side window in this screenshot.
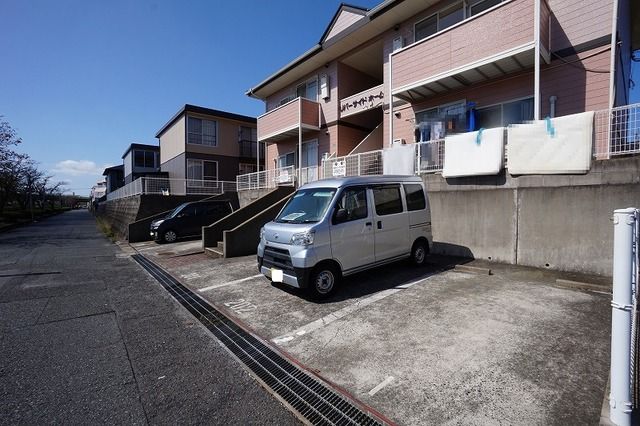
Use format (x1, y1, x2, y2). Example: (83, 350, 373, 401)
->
(179, 205, 197, 217)
(404, 184, 426, 211)
(373, 185, 403, 215)
(335, 187, 368, 222)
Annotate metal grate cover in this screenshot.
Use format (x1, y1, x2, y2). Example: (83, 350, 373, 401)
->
(132, 254, 388, 426)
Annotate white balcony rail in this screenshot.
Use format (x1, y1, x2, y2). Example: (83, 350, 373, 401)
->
(322, 150, 383, 179)
(594, 103, 640, 159)
(106, 177, 236, 201)
(236, 165, 296, 191)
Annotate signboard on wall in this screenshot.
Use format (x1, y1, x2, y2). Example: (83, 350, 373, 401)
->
(332, 160, 346, 177)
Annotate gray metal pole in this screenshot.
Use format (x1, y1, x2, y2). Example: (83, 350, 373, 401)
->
(610, 208, 637, 426)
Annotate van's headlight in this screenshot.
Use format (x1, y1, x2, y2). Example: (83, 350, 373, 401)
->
(259, 227, 265, 240)
(290, 231, 314, 246)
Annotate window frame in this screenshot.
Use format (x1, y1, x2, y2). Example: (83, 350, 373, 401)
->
(277, 151, 296, 168)
(133, 150, 157, 168)
(296, 77, 319, 102)
(187, 116, 218, 147)
(413, 1, 465, 43)
(332, 186, 369, 225)
(186, 158, 219, 182)
(414, 99, 467, 142)
(404, 184, 427, 211)
(474, 95, 534, 128)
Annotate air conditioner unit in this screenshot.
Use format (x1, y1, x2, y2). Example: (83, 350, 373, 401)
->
(320, 74, 330, 100)
(392, 138, 406, 146)
(392, 36, 404, 52)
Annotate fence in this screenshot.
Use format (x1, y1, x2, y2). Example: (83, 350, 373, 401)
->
(594, 103, 640, 159)
(321, 149, 383, 179)
(415, 139, 445, 174)
(236, 165, 296, 191)
(106, 177, 236, 201)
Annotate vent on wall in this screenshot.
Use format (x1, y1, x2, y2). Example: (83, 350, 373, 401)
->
(320, 74, 330, 100)
(392, 36, 403, 52)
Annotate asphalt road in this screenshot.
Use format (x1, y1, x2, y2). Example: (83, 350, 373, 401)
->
(0, 210, 299, 425)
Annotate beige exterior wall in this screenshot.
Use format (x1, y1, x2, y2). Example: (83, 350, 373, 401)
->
(185, 112, 256, 158)
(325, 10, 365, 44)
(159, 115, 185, 164)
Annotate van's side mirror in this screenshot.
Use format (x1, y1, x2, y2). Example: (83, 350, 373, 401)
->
(334, 208, 347, 224)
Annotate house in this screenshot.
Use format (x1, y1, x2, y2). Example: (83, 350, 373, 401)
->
(102, 165, 124, 194)
(90, 181, 107, 203)
(247, 0, 637, 175)
(155, 104, 262, 183)
(122, 143, 161, 184)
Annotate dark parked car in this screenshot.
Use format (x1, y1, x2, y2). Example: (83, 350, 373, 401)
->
(150, 200, 233, 243)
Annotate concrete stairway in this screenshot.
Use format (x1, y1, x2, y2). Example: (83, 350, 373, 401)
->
(203, 186, 295, 258)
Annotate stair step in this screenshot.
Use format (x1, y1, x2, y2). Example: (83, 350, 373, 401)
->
(205, 247, 224, 259)
(216, 241, 224, 249)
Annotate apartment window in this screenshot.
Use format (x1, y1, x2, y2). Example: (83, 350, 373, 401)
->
(296, 78, 318, 101)
(468, 0, 502, 16)
(415, 101, 466, 142)
(239, 163, 263, 174)
(187, 159, 218, 181)
(277, 152, 295, 168)
(414, 1, 464, 42)
(476, 97, 534, 129)
(133, 150, 156, 168)
(239, 126, 257, 142)
(187, 117, 217, 146)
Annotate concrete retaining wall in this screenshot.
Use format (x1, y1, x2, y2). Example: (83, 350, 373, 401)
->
(238, 187, 282, 209)
(96, 194, 232, 239)
(423, 157, 640, 276)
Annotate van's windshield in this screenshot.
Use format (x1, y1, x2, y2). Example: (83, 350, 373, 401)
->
(275, 188, 336, 224)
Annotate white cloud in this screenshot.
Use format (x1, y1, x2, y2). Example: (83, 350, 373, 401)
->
(52, 160, 111, 176)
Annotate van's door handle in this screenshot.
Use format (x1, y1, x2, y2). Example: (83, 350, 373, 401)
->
(365, 222, 372, 227)
(377, 221, 382, 229)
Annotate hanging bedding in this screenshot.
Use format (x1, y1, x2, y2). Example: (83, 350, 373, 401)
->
(442, 127, 505, 178)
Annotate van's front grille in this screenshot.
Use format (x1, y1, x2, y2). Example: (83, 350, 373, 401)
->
(263, 245, 294, 273)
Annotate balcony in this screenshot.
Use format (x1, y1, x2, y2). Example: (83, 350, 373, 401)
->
(339, 84, 384, 118)
(257, 97, 321, 143)
(238, 140, 265, 160)
(391, 0, 550, 102)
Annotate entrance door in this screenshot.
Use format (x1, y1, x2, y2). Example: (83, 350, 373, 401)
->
(301, 139, 318, 183)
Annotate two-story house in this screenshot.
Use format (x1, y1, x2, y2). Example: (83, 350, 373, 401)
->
(122, 143, 161, 184)
(248, 0, 636, 175)
(155, 104, 262, 183)
(102, 165, 124, 194)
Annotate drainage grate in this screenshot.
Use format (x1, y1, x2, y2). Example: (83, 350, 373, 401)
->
(132, 254, 388, 426)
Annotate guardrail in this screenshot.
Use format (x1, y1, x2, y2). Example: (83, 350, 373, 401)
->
(415, 139, 445, 174)
(236, 165, 296, 191)
(106, 177, 236, 201)
(594, 103, 640, 159)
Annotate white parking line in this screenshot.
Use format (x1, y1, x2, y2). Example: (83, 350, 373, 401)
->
(368, 376, 395, 396)
(272, 272, 436, 345)
(198, 274, 264, 292)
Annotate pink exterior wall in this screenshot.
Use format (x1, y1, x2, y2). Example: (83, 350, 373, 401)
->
(549, 0, 613, 51)
(325, 10, 365, 43)
(391, 0, 536, 91)
(257, 100, 299, 140)
(337, 126, 370, 156)
(264, 128, 334, 170)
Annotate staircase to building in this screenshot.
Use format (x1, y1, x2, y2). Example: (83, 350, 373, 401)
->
(203, 186, 295, 258)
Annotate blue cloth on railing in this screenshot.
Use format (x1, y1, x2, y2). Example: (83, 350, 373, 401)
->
(476, 128, 484, 145)
(545, 117, 556, 137)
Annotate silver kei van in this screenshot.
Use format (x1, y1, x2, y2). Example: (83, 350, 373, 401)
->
(257, 175, 432, 298)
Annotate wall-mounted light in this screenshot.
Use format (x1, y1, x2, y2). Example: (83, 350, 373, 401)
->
(394, 112, 401, 118)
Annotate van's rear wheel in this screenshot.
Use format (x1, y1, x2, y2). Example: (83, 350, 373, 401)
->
(307, 264, 339, 299)
(411, 240, 428, 266)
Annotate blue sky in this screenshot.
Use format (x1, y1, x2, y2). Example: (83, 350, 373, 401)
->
(1, 0, 638, 195)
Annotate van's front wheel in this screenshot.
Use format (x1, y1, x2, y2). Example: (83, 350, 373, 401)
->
(307, 264, 339, 299)
(411, 240, 428, 266)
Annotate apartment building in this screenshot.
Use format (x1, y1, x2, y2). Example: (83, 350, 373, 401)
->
(248, 0, 636, 174)
(102, 165, 124, 194)
(122, 143, 161, 184)
(155, 104, 262, 183)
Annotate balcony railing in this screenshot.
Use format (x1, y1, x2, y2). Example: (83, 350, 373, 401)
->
(339, 84, 384, 118)
(391, 0, 549, 97)
(238, 140, 265, 159)
(594, 103, 640, 159)
(236, 166, 296, 191)
(257, 97, 321, 143)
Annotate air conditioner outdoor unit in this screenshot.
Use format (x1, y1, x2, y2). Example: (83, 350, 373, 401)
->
(392, 36, 403, 52)
(392, 138, 406, 146)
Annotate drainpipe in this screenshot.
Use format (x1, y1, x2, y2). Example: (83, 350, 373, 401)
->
(533, 0, 541, 120)
(609, 208, 636, 426)
(608, 0, 618, 109)
(298, 98, 302, 184)
(388, 52, 394, 147)
(549, 96, 557, 118)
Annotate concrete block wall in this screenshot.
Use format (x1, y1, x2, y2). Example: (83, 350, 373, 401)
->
(423, 157, 640, 276)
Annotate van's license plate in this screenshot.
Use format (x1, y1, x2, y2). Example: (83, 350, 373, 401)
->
(271, 268, 283, 283)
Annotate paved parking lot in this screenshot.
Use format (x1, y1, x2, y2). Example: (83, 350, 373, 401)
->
(133, 240, 611, 425)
